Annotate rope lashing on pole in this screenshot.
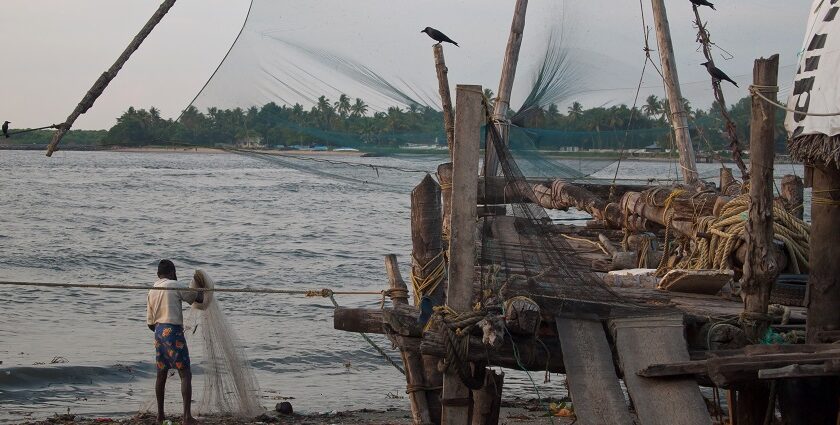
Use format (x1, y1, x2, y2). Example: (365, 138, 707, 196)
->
(0, 279, 407, 375)
(410, 251, 446, 305)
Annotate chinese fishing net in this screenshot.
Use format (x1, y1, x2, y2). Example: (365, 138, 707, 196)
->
(171, 0, 668, 185)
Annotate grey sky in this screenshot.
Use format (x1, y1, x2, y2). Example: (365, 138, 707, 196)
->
(2, 1, 810, 130)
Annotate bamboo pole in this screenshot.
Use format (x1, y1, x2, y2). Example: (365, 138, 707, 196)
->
(46, 0, 178, 156)
(736, 55, 780, 425)
(651, 0, 699, 185)
(484, 0, 528, 176)
(441, 85, 483, 425)
(385, 255, 433, 425)
(434, 46, 455, 157)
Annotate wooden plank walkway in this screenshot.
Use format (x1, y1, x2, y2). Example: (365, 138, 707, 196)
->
(612, 314, 712, 425)
(556, 317, 633, 425)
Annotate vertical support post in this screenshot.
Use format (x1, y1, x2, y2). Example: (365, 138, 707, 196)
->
(650, 0, 699, 185)
(442, 85, 483, 425)
(807, 164, 840, 342)
(434, 46, 456, 157)
(484, 0, 528, 176)
(470, 370, 504, 425)
(438, 162, 454, 253)
(742, 54, 780, 339)
(385, 255, 433, 425)
(736, 54, 780, 425)
(411, 175, 446, 424)
(778, 175, 805, 220)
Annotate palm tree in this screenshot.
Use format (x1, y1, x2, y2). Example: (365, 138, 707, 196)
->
(567, 102, 584, 122)
(642, 95, 662, 118)
(335, 94, 351, 119)
(350, 98, 369, 118)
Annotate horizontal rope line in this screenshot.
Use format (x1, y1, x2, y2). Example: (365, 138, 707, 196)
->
(0, 280, 382, 296)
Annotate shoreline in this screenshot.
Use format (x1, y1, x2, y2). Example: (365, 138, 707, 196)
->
(17, 400, 570, 425)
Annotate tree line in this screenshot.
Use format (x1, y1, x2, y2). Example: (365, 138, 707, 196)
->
(3, 92, 787, 153)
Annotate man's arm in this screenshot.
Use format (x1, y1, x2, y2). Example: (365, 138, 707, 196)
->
(146, 292, 155, 331)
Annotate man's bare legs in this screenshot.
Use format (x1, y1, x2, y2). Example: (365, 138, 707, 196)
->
(156, 369, 197, 425)
(155, 370, 167, 423)
(178, 368, 196, 425)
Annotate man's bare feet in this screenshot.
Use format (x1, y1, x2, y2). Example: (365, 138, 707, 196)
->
(156, 414, 165, 424)
(183, 415, 199, 425)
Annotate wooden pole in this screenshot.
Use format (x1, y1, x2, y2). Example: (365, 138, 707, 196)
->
(484, 0, 528, 176)
(46, 0, 178, 156)
(385, 255, 433, 425)
(735, 54, 779, 425)
(777, 175, 805, 220)
(741, 54, 780, 341)
(438, 163, 453, 253)
(434, 46, 456, 157)
(470, 370, 504, 425)
(650, 0, 699, 185)
(411, 175, 445, 424)
(442, 85, 483, 425)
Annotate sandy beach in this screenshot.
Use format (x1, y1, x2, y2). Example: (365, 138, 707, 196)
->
(18, 400, 572, 425)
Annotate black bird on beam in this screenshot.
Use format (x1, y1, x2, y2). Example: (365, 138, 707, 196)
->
(690, 0, 716, 10)
(421, 27, 459, 47)
(701, 62, 738, 87)
(2, 121, 9, 138)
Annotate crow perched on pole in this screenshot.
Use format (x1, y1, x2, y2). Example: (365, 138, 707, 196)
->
(2, 121, 9, 138)
(421, 27, 459, 47)
(689, 0, 716, 10)
(702, 62, 738, 87)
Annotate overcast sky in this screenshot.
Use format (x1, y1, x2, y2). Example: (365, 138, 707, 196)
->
(1, 0, 811, 130)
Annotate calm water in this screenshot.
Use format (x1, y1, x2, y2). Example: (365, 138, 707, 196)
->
(0, 150, 805, 422)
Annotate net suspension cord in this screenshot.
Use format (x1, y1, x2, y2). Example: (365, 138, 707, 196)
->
(750, 85, 840, 117)
(0, 279, 407, 375)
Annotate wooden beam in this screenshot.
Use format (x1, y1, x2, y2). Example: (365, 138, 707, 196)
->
(442, 84, 483, 425)
(385, 255, 433, 425)
(556, 318, 633, 425)
(421, 331, 565, 372)
(650, 0, 699, 185)
(434, 45, 455, 157)
(46, 0, 178, 156)
(484, 0, 528, 176)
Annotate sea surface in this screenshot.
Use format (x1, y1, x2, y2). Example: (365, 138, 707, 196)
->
(0, 150, 806, 423)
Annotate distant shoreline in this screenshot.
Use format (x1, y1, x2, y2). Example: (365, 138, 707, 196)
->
(0, 145, 800, 164)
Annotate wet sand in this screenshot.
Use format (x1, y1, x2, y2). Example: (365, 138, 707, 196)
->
(18, 400, 572, 425)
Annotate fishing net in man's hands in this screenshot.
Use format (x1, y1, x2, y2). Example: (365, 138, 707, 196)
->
(190, 270, 263, 417)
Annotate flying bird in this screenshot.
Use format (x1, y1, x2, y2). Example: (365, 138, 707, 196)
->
(689, 0, 716, 10)
(701, 62, 738, 87)
(421, 27, 459, 47)
(2, 121, 9, 138)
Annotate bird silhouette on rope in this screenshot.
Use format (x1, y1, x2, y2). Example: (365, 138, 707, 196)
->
(690, 0, 716, 10)
(421, 27, 459, 47)
(702, 61, 738, 87)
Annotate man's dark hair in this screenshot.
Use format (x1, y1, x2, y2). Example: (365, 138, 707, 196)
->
(157, 259, 177, 280)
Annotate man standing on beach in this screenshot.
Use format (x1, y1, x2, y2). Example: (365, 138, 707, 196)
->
(146, 259, 204, 425)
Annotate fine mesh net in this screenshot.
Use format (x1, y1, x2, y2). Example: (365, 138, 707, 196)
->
(189, 270, 263, 417)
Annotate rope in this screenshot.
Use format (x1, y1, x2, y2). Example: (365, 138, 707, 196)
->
(667, 194, 811, 273)
(325, 293, 405, 375)
(6, 124, 61, 136)
(410, 251, 447, 305)
(560, 234, 610, 256)
(0, 280, 406, 375)
(750, 85, 840, 117)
